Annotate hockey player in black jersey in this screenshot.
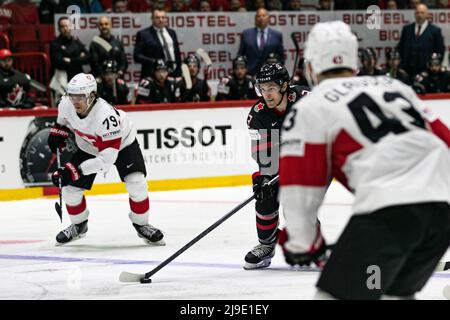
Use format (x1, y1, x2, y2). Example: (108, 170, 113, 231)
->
(136, 59, 185, 104)
(183, 54, 211, 102)
(244, 63, 309, 269)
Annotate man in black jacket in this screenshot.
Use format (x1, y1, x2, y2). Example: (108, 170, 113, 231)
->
(89, 16, 128, 79)
(397, 3, 445, 81)
(0, 49, 35, 109)
(133, 8, 182, 79)
(50, 16, 90, 80)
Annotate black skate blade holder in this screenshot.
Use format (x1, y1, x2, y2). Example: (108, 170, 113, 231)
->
(119, 176, 280, 284)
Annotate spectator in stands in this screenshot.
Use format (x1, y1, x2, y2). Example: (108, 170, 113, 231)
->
(267, 0, 283, 10)
(357, 48, 385, 76)
(49, 17, 89, 93)
(408, 0, 421, 8)
(382, 49, 410, 84)
(170, 0, 189, 11)
(4, 0, 39, 25)
(112, 0, 130, 12)
(317, 0, 333, 10)
(198, 0, 212, 11)
(127, 0, 152, 12)
(237, 8, 284, 76)
(0, 2, 12, 26)
(183, 54, 211, 102)
(247, 0, 266, 10)
(89, 16, 128, 79)
(284, 0, 301, 10)
(216, 55, 257, 101)
(39, 0, 58, 24)
(97, 60, 130, 105)
(0, 49, 35, 109)
(413, 53, 450, 94)
(386, 0, 398, 9)
(136, 59, 185, 104)
(230, 0, 244, 11)
(397, 3, 445, 81)
(57, 0, 104, 13)
(134, 8, 182, 79)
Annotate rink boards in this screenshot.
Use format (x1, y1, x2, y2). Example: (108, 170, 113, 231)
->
(0, 96, 449, 200)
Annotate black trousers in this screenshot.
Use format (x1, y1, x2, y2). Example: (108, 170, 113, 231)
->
(317, 202, 450, 299)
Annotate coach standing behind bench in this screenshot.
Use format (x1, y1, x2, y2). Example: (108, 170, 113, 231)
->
(133, 8, 182, 79)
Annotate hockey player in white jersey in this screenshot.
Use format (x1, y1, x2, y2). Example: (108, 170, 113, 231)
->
(278, 21, 450, 299)
(48, 73, 165, 245)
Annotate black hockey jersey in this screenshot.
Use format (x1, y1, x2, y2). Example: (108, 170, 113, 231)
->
(97, 78, 130, 105)
(184, 77, 210, 102)
(247, 85, 310, 175)
(136, 76, 185, 104)
(0, 68, 35, 109)
(216, 75, 258, 101)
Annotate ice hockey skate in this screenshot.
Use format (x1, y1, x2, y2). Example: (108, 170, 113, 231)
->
(133, 223, 165, 246)
(244, 243, 276, 270)
(55, 220, 88, 245)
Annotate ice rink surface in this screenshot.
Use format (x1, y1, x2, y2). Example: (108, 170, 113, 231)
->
(0, 182, 449, 300)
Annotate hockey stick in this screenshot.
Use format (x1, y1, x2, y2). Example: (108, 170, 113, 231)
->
(181, 63, 192, 90)
(119, 176, 280, 283)
(54, 148, 63, 223)
(196, 48, 212, 82)
(290, 32, 300, 81)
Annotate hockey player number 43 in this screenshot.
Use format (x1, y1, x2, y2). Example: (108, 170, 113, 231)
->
(348, 92, 425, 143)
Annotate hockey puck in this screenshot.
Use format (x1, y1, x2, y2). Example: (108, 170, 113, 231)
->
(140, 278, 152, 284)
(443, 285, 450, 300)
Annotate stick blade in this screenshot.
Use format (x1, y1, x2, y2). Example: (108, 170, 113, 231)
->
(181, 63, 192, 89)
(196, 48, 212, 66)
(119, 271, 145, 283)
(54, 203, 63, 222)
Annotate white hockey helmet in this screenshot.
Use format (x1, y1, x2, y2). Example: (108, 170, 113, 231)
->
(304, 21, 358, 86)
(67, 73, 97, 97)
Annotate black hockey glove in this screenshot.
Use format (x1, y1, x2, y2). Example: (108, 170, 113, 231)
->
(51, 162, 81, 187)
(253, 174, 278, 201)
(278, 227, 328, 268)
(48, 124, 70, 154)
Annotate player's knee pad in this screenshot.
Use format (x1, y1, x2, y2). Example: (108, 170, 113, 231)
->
(62, 185, 84, 206)
(124, 172, 148, 202)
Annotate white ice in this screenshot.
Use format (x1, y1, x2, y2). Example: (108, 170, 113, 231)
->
(0, 182, 449, 300)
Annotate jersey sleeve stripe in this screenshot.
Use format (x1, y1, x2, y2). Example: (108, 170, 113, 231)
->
(279, 144, 328, 187)
(428, 119, 450, 147)
(95, 137, 122, 151)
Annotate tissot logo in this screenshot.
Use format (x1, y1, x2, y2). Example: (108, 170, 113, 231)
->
(137, 125, 232, 150)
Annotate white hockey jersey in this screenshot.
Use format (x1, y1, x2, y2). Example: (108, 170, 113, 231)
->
(279, 75, 450, 253)
(57, 96, 136, 175)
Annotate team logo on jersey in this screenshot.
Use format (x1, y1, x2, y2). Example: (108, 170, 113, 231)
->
(254, 102, 264, 112)
(333, 55, 343, 64)
(288, 92, 297, 102)
(7, 84, 24, 105)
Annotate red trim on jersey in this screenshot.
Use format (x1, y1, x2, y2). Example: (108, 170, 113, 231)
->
(279, 144, 328, 186)
(252, 171, 261, 180)
(428, 119, 450, 147)
(95, 136, 122, 151)
(257, 221, 278, 230)
(74, 129, 121, 151)
(331, 129, 363, 189)
(251, 141, 272, 153)
(66, 196, 87, 215)
(272, 108, 285, 116)
(129, 197, 149, 214)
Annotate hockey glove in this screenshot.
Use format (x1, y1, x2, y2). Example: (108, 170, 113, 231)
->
(278, 226, 328, 268)
(253, 175, 278, 201)
(48, 124, 70, 154)
(51, 162, 81, 187)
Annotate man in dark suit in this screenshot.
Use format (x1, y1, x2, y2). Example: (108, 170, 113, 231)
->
(133, 8, 182, 79)
(237, 8, 285, 76)
(397, 3, 445, 80)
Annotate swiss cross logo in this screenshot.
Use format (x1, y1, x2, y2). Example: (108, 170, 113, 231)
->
(333, 55, 343, 64)
(86, 75, 92, 80)
(288, 92, 297, 102)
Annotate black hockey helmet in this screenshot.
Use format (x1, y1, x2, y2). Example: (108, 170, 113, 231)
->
(265, 52, 282, 64)
(232, 55, 247, 69)
(102, 60, 118, 74)
(184, 54, 200, 67)
(153, 59, 168, 72)
(428, 52, 442, 66)
(255, 63, 290, 87)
